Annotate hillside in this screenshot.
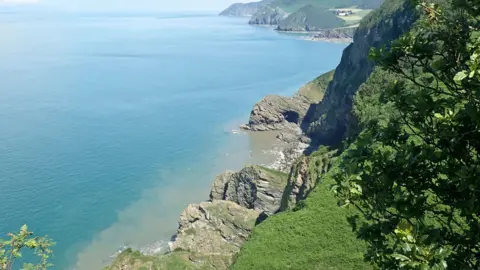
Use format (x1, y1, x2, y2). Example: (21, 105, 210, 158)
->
(267, 0, 384, 12)
(219, 1, 269, 16)
(276, 5, 345, 31)
(303, 0, 417, 145)
(221, 0, 384, 28)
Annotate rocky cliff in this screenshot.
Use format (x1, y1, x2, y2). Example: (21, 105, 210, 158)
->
(281, 147, 336, 210)
(242, 70, 334, 132)
(108, 164, 288, 270)
(210, 165, 288, 215)
(248, 6, 288, 25)
(304, 0, 417, 145)
(219, 1, 268, 17)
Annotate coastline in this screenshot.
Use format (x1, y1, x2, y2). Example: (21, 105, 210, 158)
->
(84, 126, 293, 269)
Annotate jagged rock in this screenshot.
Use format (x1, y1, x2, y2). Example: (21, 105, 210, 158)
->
(281, 148, 336, 211)
(249, 6, 288, 25)
(210, 171, 235, 201)
(242, 95, 309, 131)
(171, 201, 259, 259)
(210, 165, 288, 215)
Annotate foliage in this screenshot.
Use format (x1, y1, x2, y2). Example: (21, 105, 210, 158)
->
(333, 0, 480, 268)
(231, 158, 371, 270)
(358, 0, 410, 30)
(0, 225, 54, 270)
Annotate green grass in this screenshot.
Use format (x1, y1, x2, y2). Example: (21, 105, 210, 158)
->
(297, 70, 335, 103)
(254, 165, 289, 189)
(334, 9, 374, 25)
(231, 162, 372, 270)
(269, 0, 384, 13)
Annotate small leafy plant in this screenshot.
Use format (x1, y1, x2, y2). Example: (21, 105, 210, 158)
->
(0, 225, 54, 270)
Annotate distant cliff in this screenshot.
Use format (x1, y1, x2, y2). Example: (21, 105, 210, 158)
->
(248, 6, 288, 25)
(219, 1, 268, 17)
(276, 5, 345, 31)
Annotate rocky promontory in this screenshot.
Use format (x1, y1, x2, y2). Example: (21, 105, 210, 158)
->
(241, 70, 334, 132)
(240, 95, 309, 131)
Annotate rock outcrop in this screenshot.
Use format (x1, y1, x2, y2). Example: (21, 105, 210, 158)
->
(304, 0, 417, 145)
(219, 1, 268, 17)
(248, 6, 288, 25)
(242, 70, 334, 132)
(107, 201, 259, 270)
(281, 148, 336, 210)
(241, 95, 309, 131)
(210, 165, 288, 215)
(171, 201, 259, 257)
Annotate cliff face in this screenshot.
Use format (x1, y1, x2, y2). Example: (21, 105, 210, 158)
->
(281, 147, 336, 211)
(303, 0, 417, 145)
(210, 166, 288, 215)
(248, 6, 288, 25)
(219, 1, 268, 17)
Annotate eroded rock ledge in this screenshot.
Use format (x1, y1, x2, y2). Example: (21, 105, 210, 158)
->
(241, 70, 334, 132)
(240, 95, 309, 131)
(210, 165, 288, 216)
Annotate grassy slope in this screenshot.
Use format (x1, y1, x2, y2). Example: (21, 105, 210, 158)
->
(279, 5, 346, 30)
(270, 0, 384, 12)
(297, 70, 335, 103)
(231, 163, 371, 270)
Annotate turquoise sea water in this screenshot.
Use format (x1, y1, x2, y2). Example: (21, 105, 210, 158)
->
(0, 12, 347, 269)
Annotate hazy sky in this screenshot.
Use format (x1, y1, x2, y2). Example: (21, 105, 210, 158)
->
(0, 0, 249, 11)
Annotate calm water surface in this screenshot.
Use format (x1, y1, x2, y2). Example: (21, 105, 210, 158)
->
(0, 12, 347, 269)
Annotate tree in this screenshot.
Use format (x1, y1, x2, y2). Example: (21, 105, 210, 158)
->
(333, 0, 480, 269)
(0, 225, 54, 270)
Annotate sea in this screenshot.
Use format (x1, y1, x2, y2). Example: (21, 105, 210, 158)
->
(0, 11, 347, 269)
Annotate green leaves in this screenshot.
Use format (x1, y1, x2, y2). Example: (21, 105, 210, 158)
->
(0, 225, 55, 270)
(334, 0, 480, 268)
(453, 71, 467, 82)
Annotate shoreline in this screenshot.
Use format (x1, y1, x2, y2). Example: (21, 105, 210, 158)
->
(98, 126, 297, 266)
